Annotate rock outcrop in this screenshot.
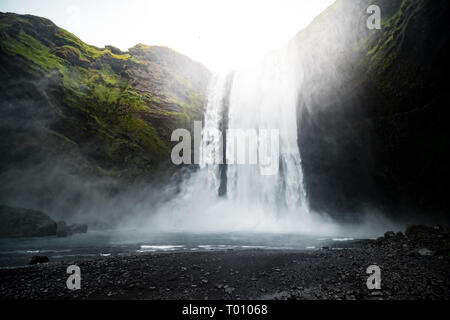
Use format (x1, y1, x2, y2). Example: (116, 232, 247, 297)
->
(371, 224, 450, 258)
(292, 0, 450, 221)
(0, 205, 88, 238)
(0, 13, 211, 224)
(29, 256, 49, 265)
(0, 205, 57, 237)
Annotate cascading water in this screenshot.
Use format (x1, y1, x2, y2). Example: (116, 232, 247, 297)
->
(225, 46, 308, 214)
(150, 42, 338, 235)
(199, 74, 229, 193)
(199, 41, 308, 214)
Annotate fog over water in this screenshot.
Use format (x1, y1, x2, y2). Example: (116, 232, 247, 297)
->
(128, 40, 402, 238)
(121, 0, 410, 238)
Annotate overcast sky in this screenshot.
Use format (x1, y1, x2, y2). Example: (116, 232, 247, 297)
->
(0, 0, 335, 71)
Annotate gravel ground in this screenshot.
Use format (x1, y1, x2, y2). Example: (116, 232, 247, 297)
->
(0, 227, 449, 300)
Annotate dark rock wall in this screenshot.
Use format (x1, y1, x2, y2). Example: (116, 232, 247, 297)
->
(295, 0, 450, 222)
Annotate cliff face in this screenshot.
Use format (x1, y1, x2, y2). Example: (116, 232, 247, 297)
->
(1, 1, 448, 225)
(0, 13, 210, 223)
(294, 0, 450, 221)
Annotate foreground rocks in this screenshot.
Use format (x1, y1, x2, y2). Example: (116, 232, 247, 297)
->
(0, 226, 448, 300)
(371, 225, 450, 258)
(0, 205, 88, 238)
(29, 256, 49, 265)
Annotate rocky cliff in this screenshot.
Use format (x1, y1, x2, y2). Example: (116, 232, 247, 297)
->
(0, 13, 210, 224)
(1, 0, 449, 225)
(294, 0, 450, 221)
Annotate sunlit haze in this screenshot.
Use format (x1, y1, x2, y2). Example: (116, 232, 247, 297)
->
(0, 0, 335, 71)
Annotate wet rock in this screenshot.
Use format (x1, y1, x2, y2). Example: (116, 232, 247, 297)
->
(417, 248, 433, 256)
(224, 287, 235, 294)
(29, 256, 49, 265)
(395, 232, 406, 240)
(0, 205, 57, 238)
(384, 231, 396, 239)
(406, 225, 436, 240)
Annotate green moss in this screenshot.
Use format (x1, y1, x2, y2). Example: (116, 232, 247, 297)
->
(120, 117, 168, 155)
(119, 89, 148, 112)
(54, 28, 104, 60)
(0, 30, 65, 74)
(0, 12, 208, 178)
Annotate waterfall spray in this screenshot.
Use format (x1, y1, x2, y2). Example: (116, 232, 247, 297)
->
(149, 39, 341, 235)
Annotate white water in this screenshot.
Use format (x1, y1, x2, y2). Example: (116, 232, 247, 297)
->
(143, 41, 342, 235)
(226, 46, 307, 213)
(199, 74, 228, 192)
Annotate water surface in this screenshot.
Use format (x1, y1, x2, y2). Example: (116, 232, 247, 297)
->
(0, 230, 361, 268)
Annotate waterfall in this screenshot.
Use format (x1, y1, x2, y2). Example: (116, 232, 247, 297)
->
(150, 42, 338, 235)
(199, 74, 228, 193)
(200, 43, 308, 215)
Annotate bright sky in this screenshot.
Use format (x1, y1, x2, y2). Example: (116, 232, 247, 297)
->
(0, 0, 335, 72)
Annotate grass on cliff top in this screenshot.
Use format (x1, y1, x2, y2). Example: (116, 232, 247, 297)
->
(1, 30, 65, 75)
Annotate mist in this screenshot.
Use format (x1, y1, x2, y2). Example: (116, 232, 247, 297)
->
(0, 0, 415, 239)
(117, 3, 403, 238)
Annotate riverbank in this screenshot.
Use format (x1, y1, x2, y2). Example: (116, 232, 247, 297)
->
(0, 227, 448, 300)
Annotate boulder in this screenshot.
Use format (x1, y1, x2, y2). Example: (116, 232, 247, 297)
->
(395, 232, 406, 240)
(0, 205, 57, 238)
(29, 255, 49, 265)
(405, 225, 441, 240)
(384, 231, 396, 239)
(56, 221, 88, 237)
(417, 248, 433, 256)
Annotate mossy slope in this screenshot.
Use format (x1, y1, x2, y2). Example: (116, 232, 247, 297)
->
(0, 12, 210, 182)
(0, 12, 210, 221)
